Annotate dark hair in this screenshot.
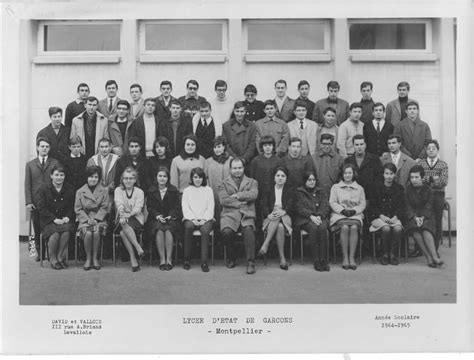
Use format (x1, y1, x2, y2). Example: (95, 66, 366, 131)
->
(170, 99, 182, 107)
(36, 137, 51, 146)
(51, 163, 66, 175)
(187, 79, 199, 89)
(383, 162, 397, 174)
(289, 137, 302, 146)
(360, 81, 373, 90)
(258, 135, 276, 152)
(372, 102, 385, 112)
(68, 135, 83, 146)
(127, 136, 141, 147)
(409, 165, 425, 179)
(274, 79, 287, 87)
(387, 134, 401, 143)
(189, 167, 207, 187)
(406, 101, 419, 110)
(152, 136, 171, 158)
(85, 165, 102, 182)
(327, 81, 340, 90)
(425, 139, 439, 150)
(48, 106, 62, 117)
(263, 99, 276, 108)
(155, 166, 170, 185)
(244, 84, 257, 94)
(323, 107, 336, 115)
(213, 135, 227, 148)
(86, 96, 99, 104)
(298, 80, 310, 89)
(352, 134, 366, 144)
(215, 80, 227, 90)
(199, 101, 212, 110)
(105, 80, 118, 89)
(116, 99, 130, 110)
(273, 165, 289, 178)
(302, 171, 317, 184)
(350, 102, 363, 111)
(229, 157, 245, 168)
(181, 134, 198, 157)
(160, 80, 172, 88)
(76, 83, 89, 92)
(397, 81, 410, 91)
(320, 133, 335, 143)
(129, 83, 142, 93)
(233, 101, 247, 111)
(341, 163, 358, 182)
(98, 137, 111, 146)
(144, 97, 156, 105)
(293, 99, 307, 110)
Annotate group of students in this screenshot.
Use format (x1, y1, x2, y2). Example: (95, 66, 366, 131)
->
(24, 78, 449, 274)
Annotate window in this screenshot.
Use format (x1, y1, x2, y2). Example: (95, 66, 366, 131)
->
(35, 21, 121, 64)
(139, 20, 227, 63)
(348, 19, 436, 62)
(243, 19, 331, 62)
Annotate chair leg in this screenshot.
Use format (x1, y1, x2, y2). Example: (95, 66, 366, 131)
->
(447, 201, 452, 248)
(75, 232, 78, 268)
(113, 234, 117, 267)
(100, 235, 104, 267)
(40, 233, 43, 267)
(332, 232, 336, 264)
(372, 233, 376, 264)
(223, 245, 227, 265)
(211, 233, 214, 266)
(300, 233, 304, 265)
(289, 233, 292, 266)
(404, 235, 408, 263)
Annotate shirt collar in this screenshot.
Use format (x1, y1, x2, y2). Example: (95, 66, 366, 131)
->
(231, 118, 249, 127)
(428, 156, 439, 165)
(337, 180, 358, 189)
(70, 153, 81, 158)
(38, 155, 48, 162)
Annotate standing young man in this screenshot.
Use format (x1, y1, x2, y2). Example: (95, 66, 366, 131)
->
(36, 107, 70, 163)
(363, 102, 394, 157)
(295, 80, 315, 119)
(359, 81, 376, 124)
(178, 80, 207, 118)
(385, 81, 417, 128)
(273, 79, 295, 123)
(255, 100, 290, 157)
(108, 100, 134, 157)
(209, 80, 234, 125)
(154, 80, 178, 122)
(243, 84, 265, 122)
(380, 135, 416, 189)
(128, 98, 160, 158)
(192, 101, 222, 159)
(64, 83, 90, 131)
(312, 81, 350, 125)
(337, 102, 364, 159)
(287, 100, 318, 156)
(129, 83, 145, 120)
(97, 80, 121, 119)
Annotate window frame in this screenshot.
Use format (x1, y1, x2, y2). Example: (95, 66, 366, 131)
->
(35, 20, 122, 63)
(348, 18, 437, 62)
(139, 19, 228, 63)
(243, 19, 331, 63)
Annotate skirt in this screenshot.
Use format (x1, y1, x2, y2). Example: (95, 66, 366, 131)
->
(115, 216, 144, 232)
(369, 218, 403, 232)
(330, 218, 362, 233)
(41, 222, 74, 240)
(148, 218, 180, 236)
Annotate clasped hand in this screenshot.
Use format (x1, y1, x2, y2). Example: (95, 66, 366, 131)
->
(341, 209, 356, 217)
(268, 209, 285, 220)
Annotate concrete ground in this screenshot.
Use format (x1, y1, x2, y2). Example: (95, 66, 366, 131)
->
(19, 239, 456, 305)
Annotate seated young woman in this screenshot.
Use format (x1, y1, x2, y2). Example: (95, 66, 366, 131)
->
(114, 167, 145, 272)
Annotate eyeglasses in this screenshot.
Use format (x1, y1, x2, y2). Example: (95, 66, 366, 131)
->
(321, 143, 332, 146)
(188, 87, 198, 90)
(123, 177, 135, 180)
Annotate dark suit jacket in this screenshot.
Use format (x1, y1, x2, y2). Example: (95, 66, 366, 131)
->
(363, 120, 394, 157)
(146, 184, 182, 221)
(154, 95, 178, 121)
(157, 114, 194, 157)
(261, 184, 295, 219)
(369, 182, 405, 221)
(24, 157, 60, 205)
(275, 97, 295, 122)
(344, 153, 383, 200)
(312, 98, 350, 125)
(127, 114, 160, 158)
(36, 124, 70, 163)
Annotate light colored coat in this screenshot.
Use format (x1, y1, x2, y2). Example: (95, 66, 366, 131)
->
(97, 97, 122, 119)
(329, 181, 366, 226)
(108, 114, 135, 155)
(70, 111, 109, 155)
(393, 117, 431, 160)
(380, 151, 416, 189)
(219, 175, 258, 231)
(74, 183, 109, 230)
(204, 156, 232, 199)
(287, 118, 318, 156)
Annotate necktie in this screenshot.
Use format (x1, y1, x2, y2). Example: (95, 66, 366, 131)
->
(203, 118, 207, 127)
(109, 99, 113, 112)
(41, 157, 45, 168)
(300, 120, 304, 130)
(376, 121, 381, 134)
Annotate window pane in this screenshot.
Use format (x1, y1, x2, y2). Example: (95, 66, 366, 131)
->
(349, 23, 426, 50)
(145, 24, 222, 51)
(247, 22, 325, 51)
(44, 24, 120, 51)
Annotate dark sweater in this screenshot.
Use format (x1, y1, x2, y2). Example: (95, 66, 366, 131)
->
(195, 119, 216, 159)
(64, 155, 87, 191)
(249, 154, 283, 197)
(280, 154, 315, 188)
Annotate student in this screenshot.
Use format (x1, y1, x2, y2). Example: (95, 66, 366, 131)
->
(280, 137, 315, 189)
(255, 100, 290, 157)
(114, 137, 149, 191)
(295, 80, 315, 120)
(380, 135, 417, 190)
(192, 101, 222, 159)
(63, 136, 87, 192)
(178, 79, 207, 118)
(242, 84, 265, 122)
(287, 100, 318, 156)
(154, 80, 178, 122)
(209, 80, 234, 125)
(385, 81, 417, 128)
(146, 137, 173, 191)
(363, 102, 394, 157)
(108, 100, 134, 157)
(312, 81, 350, 125)
(128, 98, 160, 158)
(97, 80, 121, 119)
(315, 107, 339, 152)
(70, 96, 109, 159)
(25, 138, 60, 260)
(273, 79, 295, 122)
(359, 81, 376, 124)
(170, 134, 205, 193)
(36, 106, 70, 163)
(337, 102, 364, 159)
(312, 133, 344, 193)
(65, 82, 90, 132)
(129, 83, 145, 120)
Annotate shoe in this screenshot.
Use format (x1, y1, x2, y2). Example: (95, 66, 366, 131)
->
(183, 260, 191, 270)
(165, 263, 173, 271)
(246, 260, 256, 274)
(280, 264, 289, 271)
(35, 254, 40, 262)
(159, 264, 166, 271)
(381, 255, 389, 266)
(226, 259, 235, 269)
(83, 264, 91, 271)
(132, 266, 139, 272)
(93, 265, 101, 270)
(59, 261, 68, 269)
(390, 257, 399, 266)
(201, 263, 209, 272)
(409, 249, 423, 258)
(314, 259, 322, 272)
(349, 264, 357, 270)
(320, 260, 330, 272)
(342, 264, 349, 270)
(428, 262, 437, 268)
(434, 260, 444, 268)
(51, 262, 62, 270)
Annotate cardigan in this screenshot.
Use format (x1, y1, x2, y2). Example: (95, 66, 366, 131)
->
(204, 156, 232, 199)
(329, 181, 366, 226)
(169, 154, 206, 192)
(114, 186, 145, 225)
(337, 119, 364, 158)
(181, 185, 215, 221)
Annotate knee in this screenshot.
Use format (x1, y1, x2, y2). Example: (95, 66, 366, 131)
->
(393, 226, 403, 234)
(277, 223, 284, 232)
(184, 221, 194, 230)
(341, 224, 349, 232)
(381, 226, 391, 234)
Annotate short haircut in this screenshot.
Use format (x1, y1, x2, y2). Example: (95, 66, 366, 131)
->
(293, 99, 307, 110)
(397, 81, 410, 90)
(120, 166, 139, 189)
(360, 81, 373, 90)
(352, 134, 366, 144)
(68, 135, 83, 146)
(383, 162, 397, 174)
(350, 102, 363, 111)
(387, 134, 401, 143)
(425, 139, 439, 150)
(213, 135, 227, 148)
(273, 165, 289, 178)
(302, 171, 317, 184)
(199, 101, 211, 110)
(341, 163, 358, 181)
(85, 165, 102, 182)
(152, 136, 171, 158)
(98, 137, 111, 146)
(77, 83, 89, 92)
(129, 83, 143, 93)
(229, 157, 244, 168)
(275, 79, 287, 87)
(36, 137, 51, 146)
(244, 84, 257, 94)
(323, 107, 336, 115)
(170, 99, 182, 107)
(298, 80, 310, 89)
(215, 80, 227, 90)
(263, 99, 276, 108)
(233, 101, 247, 111)
(50, 163, 66, 174)
(48, 106, 63, 117)
(144, 97, 156, 105)
(189, 167, 207, 187)
(406, 101, 419, 110)
(187, 79, 199, 89)
(258, 135, 276, 152)
(127, 136, 141, 147)
(155, 166, 170, 184)
(160, 80, 172, 88)
(327, 81, 340, 90)
(372, 102, 385, 112)
(86, 96, 99, 104)
(320, 133, 335, 143)
(116, 99, 130, 109)
(289, 137, 302, 145)
(105, 80, 118, 89)
(409, 165, 425, 178)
